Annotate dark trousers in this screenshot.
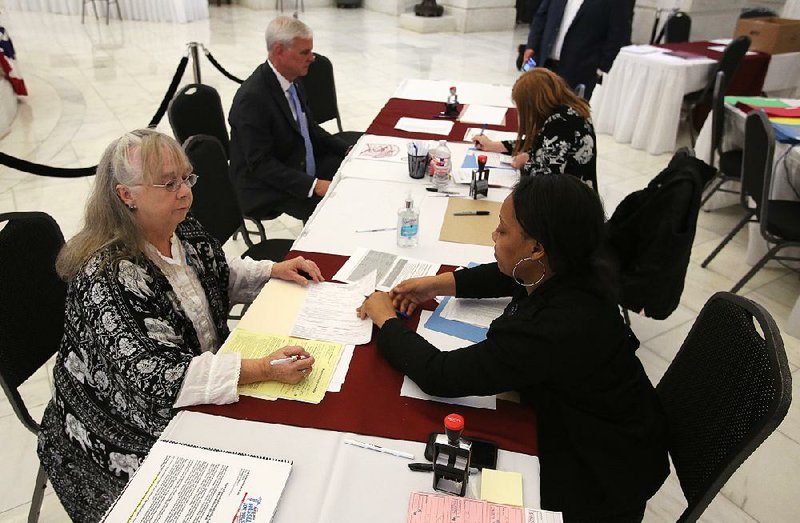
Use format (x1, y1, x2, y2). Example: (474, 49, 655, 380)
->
(249, 152, 342, 223)
(563, 503, 646, 523)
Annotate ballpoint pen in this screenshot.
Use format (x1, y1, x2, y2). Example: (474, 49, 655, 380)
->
(270, 355, 306, 366)
(355, 227, 397, 233)
(344, 438, 415, 460)
(453, 210, 490, 216)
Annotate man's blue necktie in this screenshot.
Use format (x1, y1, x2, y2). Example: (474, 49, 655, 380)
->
(287, 83, 316, 177)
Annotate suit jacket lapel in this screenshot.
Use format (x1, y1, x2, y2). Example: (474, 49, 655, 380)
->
(262, 62, 300, 133)
(568, 0, 591, 27)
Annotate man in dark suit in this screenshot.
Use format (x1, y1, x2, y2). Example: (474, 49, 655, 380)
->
(523, 0, 631, 99)
(229, 16, 347, 222)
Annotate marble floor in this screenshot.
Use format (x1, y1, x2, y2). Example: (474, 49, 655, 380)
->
(1, 5, 799, 522)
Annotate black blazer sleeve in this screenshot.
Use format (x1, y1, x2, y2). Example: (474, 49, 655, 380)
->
(526, 0, 552, 52)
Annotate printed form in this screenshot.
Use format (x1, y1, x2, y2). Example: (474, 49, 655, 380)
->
(333, 248, 440, 291)
(407, 491, 562, 523)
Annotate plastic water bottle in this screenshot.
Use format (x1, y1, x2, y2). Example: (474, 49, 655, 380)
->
(431, 140, 452, 191)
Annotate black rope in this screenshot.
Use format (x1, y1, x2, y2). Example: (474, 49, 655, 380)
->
(204, 49, 244, 84)
(148, 54, 189, 128)
(0, 152, 96, 178)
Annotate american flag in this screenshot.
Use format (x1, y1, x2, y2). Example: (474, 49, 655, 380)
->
(0, 26, 27, 96)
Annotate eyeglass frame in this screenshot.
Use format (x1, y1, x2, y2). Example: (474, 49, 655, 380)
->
(148, 173, 199, 192)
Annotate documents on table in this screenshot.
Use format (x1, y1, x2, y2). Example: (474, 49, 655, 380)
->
(463, 127, 518, 143)
(400, 310, 497, 410)
(220, 329, 344, 404)
(333, 248, 440, 291)
(290, 274, 374, 345)
(352, 135, 410, 163)
(425, 297, 487, 343)
(102, 439, 292, 523)
(621, 44, 665, 55)
(461, 149, 514, 170)
(481, 468, 524, 506)
(440, 296, 510, 329)
(395, 116, 454, 136)
(459, 104, 507, 125)
(407, 491, 563, 523)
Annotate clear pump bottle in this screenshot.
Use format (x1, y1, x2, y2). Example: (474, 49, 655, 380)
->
(397, 193, 420, 247)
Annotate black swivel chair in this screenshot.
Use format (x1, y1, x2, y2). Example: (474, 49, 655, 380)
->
(682, 36, 751, 145)
(0, 212, 67, 523)
(183, 135, 293, 264)
(654, 11, 692, 44)
(700, 71, 744, 206)
(721, 111, 800, 293)
(657, 292, 791, 522)
(300, 53, 363, 148)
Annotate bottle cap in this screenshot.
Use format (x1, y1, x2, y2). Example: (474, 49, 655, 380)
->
(444, 413, 464, 431)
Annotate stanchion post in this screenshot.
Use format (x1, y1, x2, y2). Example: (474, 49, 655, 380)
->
(188, 42, 202, 84)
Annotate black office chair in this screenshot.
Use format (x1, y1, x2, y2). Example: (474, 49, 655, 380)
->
(654, 11, 692, 44)
(723, 112, 800, 293)
(300, 53, 363, 148)
(701, 110, 771, 270)
(682, 36, 751, 145)
(0, 211, 67, 523)
(81, 0, 122, 24)
(168, 84, 230, 158)
(183, 135, 293, 264)
(657, 292, 791, 522)
(700, 71, 744, 206)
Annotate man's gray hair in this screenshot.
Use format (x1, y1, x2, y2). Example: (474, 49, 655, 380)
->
(265, 16, 313, 51)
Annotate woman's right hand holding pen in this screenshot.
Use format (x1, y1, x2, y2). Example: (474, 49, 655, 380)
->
(389, 273, 457, 315)
(473, 135, 506, 153)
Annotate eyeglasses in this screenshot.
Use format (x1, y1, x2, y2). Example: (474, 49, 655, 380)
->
(150, 173, 198, 192)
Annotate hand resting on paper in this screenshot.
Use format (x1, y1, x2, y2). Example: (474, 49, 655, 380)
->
(357, 291, 396, 328)
(389, 273, 457, 316)
(239, 345, 314, 385)
(271, 256, 325, 286)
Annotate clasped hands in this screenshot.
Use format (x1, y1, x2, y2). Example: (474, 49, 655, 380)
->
(472, 135, 528, 170)
(357, 276, 442, 328)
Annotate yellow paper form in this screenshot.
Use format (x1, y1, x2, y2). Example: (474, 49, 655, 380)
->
(480, 468, 524, 507)
(220, 328, 344, 404)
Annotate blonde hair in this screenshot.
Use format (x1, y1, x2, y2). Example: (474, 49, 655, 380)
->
(56, 129, 191, 280)
(512, 68, 591, 155)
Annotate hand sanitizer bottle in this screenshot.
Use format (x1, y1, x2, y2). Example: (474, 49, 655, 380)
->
(397, 193, 419, 247)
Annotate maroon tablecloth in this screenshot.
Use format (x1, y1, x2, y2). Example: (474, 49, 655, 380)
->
(657, 41, 771, 96)
(189, 251, 539, 456)
(365, 97, 519, 142)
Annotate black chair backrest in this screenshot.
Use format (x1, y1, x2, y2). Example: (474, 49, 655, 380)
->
(700, 36, 751, 105)
(739, 7, 778, 19)
(741, 110, 774, 211)
(300, 52, 342, 132)
(665, 11, 691, 43)
(183, 135, 243, 245)
(709, 71, 727, 167)
(168, 84, 230, 158)
(657, 292, 791, 523)
(0, 212, 66, 434)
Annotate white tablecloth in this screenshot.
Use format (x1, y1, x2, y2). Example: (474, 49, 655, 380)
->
(160, 412, 541, 522)
(5, 0, 209, 23)
(592, 46, 800, 155)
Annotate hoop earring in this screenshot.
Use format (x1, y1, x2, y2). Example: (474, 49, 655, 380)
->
(512, 257, 545, 287)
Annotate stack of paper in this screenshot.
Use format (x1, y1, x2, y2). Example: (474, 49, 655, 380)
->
(407, 491, 562, 523)
(395, 117, 454, 136)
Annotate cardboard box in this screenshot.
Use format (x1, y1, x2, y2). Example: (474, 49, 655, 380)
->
(734, 17, 800, 55)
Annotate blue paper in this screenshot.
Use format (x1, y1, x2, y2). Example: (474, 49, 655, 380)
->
(424, 296, 488, 343)
(771, 122, 800, 144)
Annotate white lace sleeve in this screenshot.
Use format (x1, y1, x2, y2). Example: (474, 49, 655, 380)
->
(173, 352, 242, 408)
(227, 254, 273, 305)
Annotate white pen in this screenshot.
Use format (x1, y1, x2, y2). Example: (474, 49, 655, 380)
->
(355, 227, 397, 233)
(270, 355, 302, 366)
(343, 438, 415, 460)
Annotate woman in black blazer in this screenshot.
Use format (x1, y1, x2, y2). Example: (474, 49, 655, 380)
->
(474, 68, 597, 190)
(358, 175, 668, 522)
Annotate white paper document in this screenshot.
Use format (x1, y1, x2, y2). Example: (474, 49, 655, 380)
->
(333, 248, 440, 291)
(440, 296, 511, 329)
(353, 136, 409, 163)
(710, 38, 733, 45)
(400, 310, 497, 410)
(328, 344, 355, 392)
(395, 117, 454, 136)
(622, 44, 665, 55)
(103, 439, 292, 523)
(290, 275, 374, 345)
(459, 104, 507, 125)
(463, 127, 518, 143)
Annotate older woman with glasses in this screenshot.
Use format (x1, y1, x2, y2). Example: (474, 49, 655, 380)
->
(38, 129, 320, 522)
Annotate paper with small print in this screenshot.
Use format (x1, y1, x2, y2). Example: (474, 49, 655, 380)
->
(332, 248, 440, 291)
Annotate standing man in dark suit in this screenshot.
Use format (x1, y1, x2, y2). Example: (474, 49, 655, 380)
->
(523, 0, 631, 99)
(229, 16, 347, 222)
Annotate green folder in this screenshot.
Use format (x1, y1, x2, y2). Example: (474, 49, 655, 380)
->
(724, 96, 790, 108)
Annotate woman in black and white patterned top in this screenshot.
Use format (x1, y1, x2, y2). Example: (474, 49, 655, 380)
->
(474, 68, 597, 191)
(37, 129, 321, 522)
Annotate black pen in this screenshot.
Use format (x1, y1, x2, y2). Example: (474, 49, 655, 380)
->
(453, 210, 490, 216)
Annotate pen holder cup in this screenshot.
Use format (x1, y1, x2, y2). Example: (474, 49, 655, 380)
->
(408, 154, 430, 179)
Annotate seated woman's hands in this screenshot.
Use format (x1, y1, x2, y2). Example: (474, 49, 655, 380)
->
(271, 256, 324, 286)
(264, 346, 314, 385)
(357, 291, 396, 328)
(390, 275, 448, 315)
(473, 135, 507, 153)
